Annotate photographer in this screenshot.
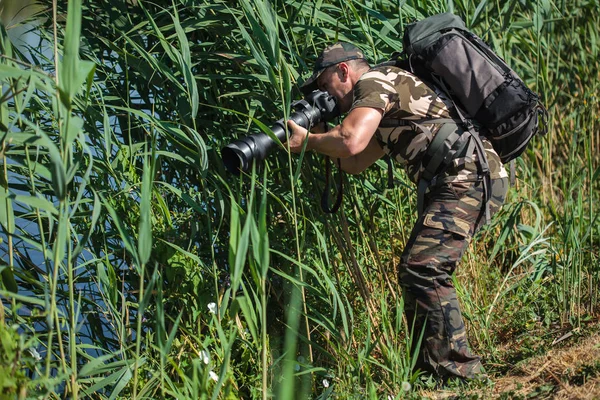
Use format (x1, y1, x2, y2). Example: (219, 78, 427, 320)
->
(286, 41, 509, 381)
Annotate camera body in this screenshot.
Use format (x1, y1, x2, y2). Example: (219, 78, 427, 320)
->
(221, 90, 339, 175)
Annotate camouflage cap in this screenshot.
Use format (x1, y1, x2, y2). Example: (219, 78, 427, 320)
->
(300, 41, 365, 95)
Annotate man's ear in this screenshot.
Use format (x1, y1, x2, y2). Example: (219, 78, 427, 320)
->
(338, 62, 350, 80)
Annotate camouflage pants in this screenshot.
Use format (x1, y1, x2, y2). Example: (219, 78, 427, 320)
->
(398, 176, 508, 379)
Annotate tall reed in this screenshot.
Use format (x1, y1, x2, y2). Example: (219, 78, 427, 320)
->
(0, 0, 598, 398)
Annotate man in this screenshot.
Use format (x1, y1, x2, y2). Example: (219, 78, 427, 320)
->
(286, 41, 509, 380)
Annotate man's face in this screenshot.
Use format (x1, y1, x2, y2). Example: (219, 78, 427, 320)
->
(317, 63, 353, 113)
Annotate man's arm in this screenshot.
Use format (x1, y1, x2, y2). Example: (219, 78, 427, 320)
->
(287, 106, 383, 159)
(337, 135, 385, 174)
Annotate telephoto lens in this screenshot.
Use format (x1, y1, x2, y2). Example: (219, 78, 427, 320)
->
(221, 90, 339, 175)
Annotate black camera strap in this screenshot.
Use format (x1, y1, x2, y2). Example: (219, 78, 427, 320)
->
(321, 156, 343, 213)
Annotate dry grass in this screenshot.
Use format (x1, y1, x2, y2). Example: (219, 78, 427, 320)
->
(418, 333, 600, 399)
(493, 333, 600, 399)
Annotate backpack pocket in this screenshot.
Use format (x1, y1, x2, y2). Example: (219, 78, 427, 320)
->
(476, 78, 534, 127)
(429, 33, 505, 116)
(485, 109, 539, 163)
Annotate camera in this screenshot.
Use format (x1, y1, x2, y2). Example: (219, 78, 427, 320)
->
(221, 90, 339, 175)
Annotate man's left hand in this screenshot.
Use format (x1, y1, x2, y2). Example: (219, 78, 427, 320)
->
(286, 120, 310, 153)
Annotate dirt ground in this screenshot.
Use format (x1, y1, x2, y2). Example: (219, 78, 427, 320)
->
(420, 333, 600, 399)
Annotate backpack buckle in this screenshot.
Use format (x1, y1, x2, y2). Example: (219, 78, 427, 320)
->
(462, 118, 475, 132)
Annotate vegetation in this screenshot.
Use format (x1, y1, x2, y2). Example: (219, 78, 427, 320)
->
(0, 0, 598, 398)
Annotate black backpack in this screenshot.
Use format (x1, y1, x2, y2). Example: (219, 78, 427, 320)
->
(400, 12, 549, 164)
(392, 12, 549, 221)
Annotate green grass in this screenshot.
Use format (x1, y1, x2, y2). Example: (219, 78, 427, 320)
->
(0, 0, 598, 398)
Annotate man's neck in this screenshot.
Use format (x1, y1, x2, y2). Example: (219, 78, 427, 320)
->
(350, 65, 370, 84)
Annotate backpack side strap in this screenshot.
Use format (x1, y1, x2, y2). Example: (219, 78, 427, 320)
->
(427, 75, 492, 222)
(416, 121, 479, 217)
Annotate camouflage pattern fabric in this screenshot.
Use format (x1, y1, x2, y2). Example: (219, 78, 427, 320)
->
(350, 63, 510, 380)
(398, 162, 508, 379)
(300, 41, 366, 95)
(350, 65, 507, 184)
(443, 139, 508, 183)
(313, 42, 366, 69)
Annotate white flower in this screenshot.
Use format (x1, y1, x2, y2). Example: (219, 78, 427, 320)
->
(401, 381, 411, 392)
(322, 379, 329, 388)
(209, 370, 219, 381)
(207, 302, 217, 314)
(29, 348, 41, 361)
(200, 349, 210, 365)
(388, 396, 394, 400)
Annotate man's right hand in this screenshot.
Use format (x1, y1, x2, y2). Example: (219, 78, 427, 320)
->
(310, 121, 328, 134)
(286, 119, 310, 153)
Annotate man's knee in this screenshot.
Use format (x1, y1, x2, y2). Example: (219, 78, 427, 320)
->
(398, 255, 459, 287)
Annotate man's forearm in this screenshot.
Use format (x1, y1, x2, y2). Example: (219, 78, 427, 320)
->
(306, 124, 355, 158)
(338, 135, 385, 174)
(306, 127, 385, 174)
(288, 106, 382, 158)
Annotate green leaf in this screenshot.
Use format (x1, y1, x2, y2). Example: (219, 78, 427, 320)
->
(0, 265, 18, 293)
(138, 153, 153, 266)
(97, 260, 117, 308)
(257, 172, 269, 278)
(235, 295, 259, 343)
(59, 0, 95, 107)
(0, 64, 33, 80)
(172, 6, 199, 120)
(0, 289, 45, 306)
(231, 211, 252, 302)
(79, 353, 127, 377)
(2, 192, 58, 215)
(20, 119, 68, 200)
(102, 194, 139, 268)
(0, 185, 15, 234)
(52, 205, 68, 269)
(65, 115, 84, 149)
(471, 0, 490, 27)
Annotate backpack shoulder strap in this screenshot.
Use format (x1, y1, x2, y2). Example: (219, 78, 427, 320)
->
(429, 75, 492, 222)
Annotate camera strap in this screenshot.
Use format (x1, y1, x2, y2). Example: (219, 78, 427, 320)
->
(321, 156, 343, 213)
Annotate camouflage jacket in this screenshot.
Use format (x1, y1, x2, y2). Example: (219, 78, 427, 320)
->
(350, 65, 507, 183)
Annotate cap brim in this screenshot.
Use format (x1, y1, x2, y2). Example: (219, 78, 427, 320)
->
(299, 68, 324, 95)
